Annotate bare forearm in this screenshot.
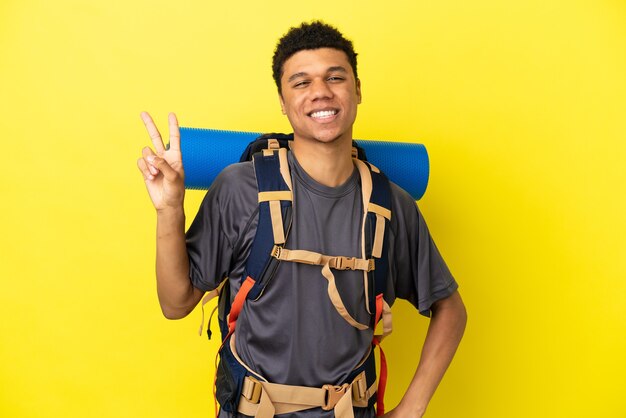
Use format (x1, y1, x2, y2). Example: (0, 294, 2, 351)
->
(396, 291, 467, 417)
(138, 112, 201, 318)
(155, 206, 199, 318)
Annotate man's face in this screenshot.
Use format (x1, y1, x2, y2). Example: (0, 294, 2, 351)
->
(279, 48, 361, 145)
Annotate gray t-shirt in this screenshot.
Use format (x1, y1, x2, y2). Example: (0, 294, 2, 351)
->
(186, 152, 458, 417)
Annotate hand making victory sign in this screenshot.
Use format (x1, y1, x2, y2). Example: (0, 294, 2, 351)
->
(137, 112, 202, 318)
(137, 112, 185, 211)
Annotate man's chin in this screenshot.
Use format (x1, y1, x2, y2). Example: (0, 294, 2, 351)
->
(295, 129, 350, 145)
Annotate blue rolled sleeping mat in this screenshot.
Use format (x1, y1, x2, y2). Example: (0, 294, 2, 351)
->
(180, 127, 430, 200)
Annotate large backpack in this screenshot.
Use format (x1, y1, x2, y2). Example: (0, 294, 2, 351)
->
(199, 133, 393, 417)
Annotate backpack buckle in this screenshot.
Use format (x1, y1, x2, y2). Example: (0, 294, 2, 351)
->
(271, 245, 282, 259)
(337, 257, 356, 270)
(241, 377, 263, 404)
(322, 383, 349, 410)
(351, 372, 367, 402)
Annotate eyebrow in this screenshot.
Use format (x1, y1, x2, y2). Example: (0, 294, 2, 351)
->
(287, 66, 348, 83)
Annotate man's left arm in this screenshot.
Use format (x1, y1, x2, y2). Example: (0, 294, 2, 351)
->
(383, 290, 467, 418)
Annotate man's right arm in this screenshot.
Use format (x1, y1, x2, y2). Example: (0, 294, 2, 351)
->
(137, 112, 204, 319)
(155, 206, 204, 319)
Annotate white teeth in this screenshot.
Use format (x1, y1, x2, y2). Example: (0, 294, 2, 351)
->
(310, 110, 337, 118)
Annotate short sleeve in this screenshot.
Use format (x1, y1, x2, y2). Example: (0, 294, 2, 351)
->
(185, 162, 257, 292)
(386, 184, 458, 317)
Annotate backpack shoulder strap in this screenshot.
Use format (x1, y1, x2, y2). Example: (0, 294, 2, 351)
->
(354, 159, 393, 340)
(354, 159, 393, 417)
(244, 142, 293, 300)
(216, 141, 293, 342)
(365, 161, 392, 295)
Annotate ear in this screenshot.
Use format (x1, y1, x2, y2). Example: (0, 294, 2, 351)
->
(356, 78, 362, 104)
(278, 94, 286, 114)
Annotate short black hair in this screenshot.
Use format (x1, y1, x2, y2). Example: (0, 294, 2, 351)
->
(272, 21, 358, 95)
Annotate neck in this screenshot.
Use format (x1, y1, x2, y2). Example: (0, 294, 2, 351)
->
(290, 134, 354, 187)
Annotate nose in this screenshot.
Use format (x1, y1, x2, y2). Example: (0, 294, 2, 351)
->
(309, 77, 333, 100)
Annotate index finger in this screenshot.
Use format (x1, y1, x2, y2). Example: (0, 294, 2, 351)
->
(168, 112, 181, 152)
(140, 111, 166, 154)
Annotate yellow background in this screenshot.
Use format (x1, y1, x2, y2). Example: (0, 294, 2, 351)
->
(1, 0, 625, 417)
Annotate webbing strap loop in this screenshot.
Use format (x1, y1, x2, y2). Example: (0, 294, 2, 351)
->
(269, 200, 286, 245)
(198, 279, 227, 337)
(267, 138, 280, 150)
(367, 202, 391, 220)
(374, 294, 393, 342)
(321, 262, 369, 330)
(270, 245, 372, 330)
(258, 191, 293, 202)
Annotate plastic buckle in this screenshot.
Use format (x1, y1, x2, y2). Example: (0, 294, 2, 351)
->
(271, 245, 282, 259)
(338, 257, 356, 270)
(351, 372, 367, 401)
(243, 377, 263, 404)
(322, 384, 349, 410)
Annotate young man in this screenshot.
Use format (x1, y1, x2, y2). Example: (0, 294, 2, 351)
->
(137, 21, 466, 418)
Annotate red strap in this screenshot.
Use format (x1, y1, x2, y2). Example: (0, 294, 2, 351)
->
(217, 277, 256, 354)
(373, 294, 387, 416)
(374, 294, 383, 326)
(214, 276, 256, 417)
(213, 361, 219, 418)
(373, 336, 388, 417)
(228, 276, 256, 334)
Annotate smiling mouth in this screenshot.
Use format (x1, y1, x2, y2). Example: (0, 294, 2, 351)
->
(308, 109, 338, 119)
